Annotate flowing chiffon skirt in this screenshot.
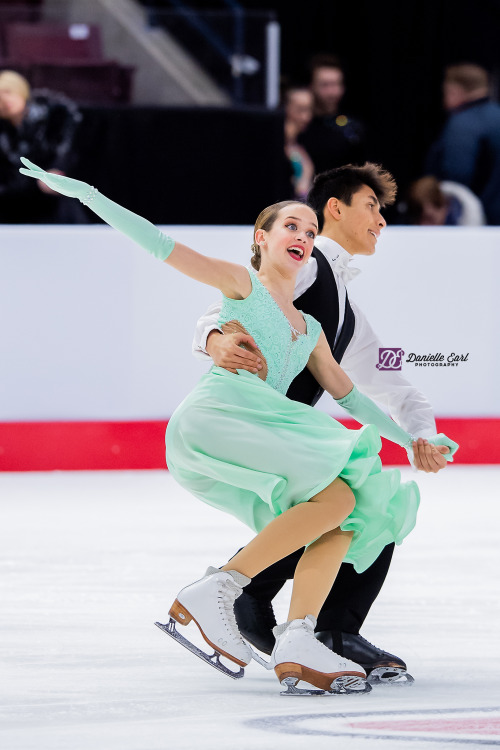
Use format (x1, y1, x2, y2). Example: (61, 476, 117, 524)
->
(165, 367, 420, 573)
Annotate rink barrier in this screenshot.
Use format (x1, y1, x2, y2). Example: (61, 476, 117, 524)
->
(0, 418, 498, 471)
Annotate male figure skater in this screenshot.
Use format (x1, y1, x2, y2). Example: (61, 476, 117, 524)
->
(192, 163, 453, 683)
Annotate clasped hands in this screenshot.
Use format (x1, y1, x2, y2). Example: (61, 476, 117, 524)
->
(410, 437, 450, 473)
(207, 327, 451, 474)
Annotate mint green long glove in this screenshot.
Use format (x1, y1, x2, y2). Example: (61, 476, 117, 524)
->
(336, 386, 460, 462)
(336, 385, 415, 449)
(425, 433, 459, 462)
(19, 158, 175, 261)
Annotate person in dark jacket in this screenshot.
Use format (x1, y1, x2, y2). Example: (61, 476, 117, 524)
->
(425, 63, 500, 225)
(0, 69, 88, 223)
(298, 54, 367, 174)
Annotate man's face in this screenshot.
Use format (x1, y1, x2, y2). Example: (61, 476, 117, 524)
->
(337, 184, 387, 255)
(311, 67, 345, 114)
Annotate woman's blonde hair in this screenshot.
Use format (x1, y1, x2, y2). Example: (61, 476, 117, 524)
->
(251, 200, 306, 270)
(0, 70, 31, 100)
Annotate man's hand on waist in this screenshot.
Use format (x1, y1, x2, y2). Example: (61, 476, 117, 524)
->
(207, 322, 265, 376)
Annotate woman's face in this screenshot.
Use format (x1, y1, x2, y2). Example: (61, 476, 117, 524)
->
(0, 88, 27, 123)
(257, 204, 317, 272)
(285, 90, 314, 132)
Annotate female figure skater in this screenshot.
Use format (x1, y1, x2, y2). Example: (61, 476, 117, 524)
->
(20, 158, 455, 695)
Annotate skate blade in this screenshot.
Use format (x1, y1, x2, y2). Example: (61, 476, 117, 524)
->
(155, 619, 244, 680)
(279, 676, 372, 696)
(367, 666, 414, 686)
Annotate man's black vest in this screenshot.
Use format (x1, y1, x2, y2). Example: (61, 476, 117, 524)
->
(286, 247, 355, 407)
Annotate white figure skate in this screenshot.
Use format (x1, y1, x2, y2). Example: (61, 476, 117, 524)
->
(272, 615, 371, 695)
(155, 567, 252, 679)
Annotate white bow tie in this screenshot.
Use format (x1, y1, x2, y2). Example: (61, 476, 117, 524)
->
(330, 252, 362, 284)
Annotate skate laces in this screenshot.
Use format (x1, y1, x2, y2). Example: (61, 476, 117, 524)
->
(216, 578, 247, 645)
(281, 616, 348, 667)
(295, 615, 317, 634)
(301, 615, 317, 631)
(355, 633, 387, 657)
(312, 633, 348, 667)
(274, 614, 317, 639)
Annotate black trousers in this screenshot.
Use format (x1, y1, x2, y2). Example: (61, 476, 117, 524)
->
(242, 542, 395, 634)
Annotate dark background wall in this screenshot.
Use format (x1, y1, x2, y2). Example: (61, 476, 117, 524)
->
(73, 106, 289, 224)
(250, 0, 500, 195)
(132, 0, 500, 222)
(67, 1, 500, 225)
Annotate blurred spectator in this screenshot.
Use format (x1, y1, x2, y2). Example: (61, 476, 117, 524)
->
(425, 63, 500, 225)
(406, 176, 486, 226)
(0, 70, 88, 223)
(283, 86, 315, 200)
(298, 54, 367, 173)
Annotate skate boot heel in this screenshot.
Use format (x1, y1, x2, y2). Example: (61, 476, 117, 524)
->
(276, 661, 364, 692)
(168, 599, 193, 626)
(275, 662, 303, 684)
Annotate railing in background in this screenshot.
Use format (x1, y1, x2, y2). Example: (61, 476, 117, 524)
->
(144, 1, 280, 106)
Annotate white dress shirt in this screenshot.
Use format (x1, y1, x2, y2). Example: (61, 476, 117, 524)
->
(192, 236, 436, 439)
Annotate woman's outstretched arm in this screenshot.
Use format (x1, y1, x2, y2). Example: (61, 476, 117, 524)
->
(19, 158, 251, 299)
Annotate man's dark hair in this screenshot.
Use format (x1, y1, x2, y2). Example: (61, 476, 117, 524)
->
(308, 53, 343, 78)
(307, 163, 397, 231)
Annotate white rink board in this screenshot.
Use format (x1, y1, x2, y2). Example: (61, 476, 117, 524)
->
(1, 225, 499, 420)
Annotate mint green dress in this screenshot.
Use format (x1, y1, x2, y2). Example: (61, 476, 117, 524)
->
(165, 270, 419, 573)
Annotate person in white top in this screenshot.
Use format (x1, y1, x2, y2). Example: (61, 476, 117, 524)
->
(192, 163, 454, 685)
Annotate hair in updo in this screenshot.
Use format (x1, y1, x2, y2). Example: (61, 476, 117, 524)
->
(251, 200, 305, 270)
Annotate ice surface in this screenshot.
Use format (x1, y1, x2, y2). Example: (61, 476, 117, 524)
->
(1, 466, 499, 749)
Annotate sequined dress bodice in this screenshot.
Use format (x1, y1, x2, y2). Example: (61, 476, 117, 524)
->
(218, 270, 322, 395)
